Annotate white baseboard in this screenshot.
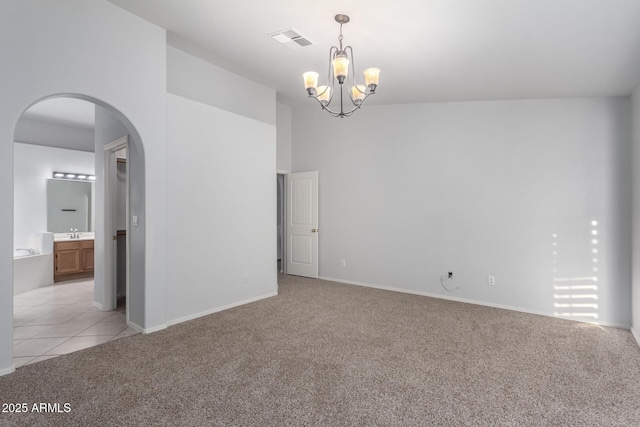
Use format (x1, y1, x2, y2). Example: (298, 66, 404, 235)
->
(125, 290, 279, 332)
(631, 327, 640, 347)
(319, 276, 630, 330)
(142, 324, 167, 334)
(126, 320, 144, 333)
(125, 320, 166, 334)
(0, 364, 16, 377)
(166, 291, 278, 327)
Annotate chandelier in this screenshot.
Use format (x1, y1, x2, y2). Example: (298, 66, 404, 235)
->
(303, 14, 380, 118)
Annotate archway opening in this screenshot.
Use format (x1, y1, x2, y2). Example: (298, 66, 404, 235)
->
(11, 94, 146, 368)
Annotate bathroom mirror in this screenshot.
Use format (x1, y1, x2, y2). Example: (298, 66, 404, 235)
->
(47, 179, 95, 233)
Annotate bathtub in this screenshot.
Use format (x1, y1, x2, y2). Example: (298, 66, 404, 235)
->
(14, 248, 40, 258)
(14, 251, 54, 295)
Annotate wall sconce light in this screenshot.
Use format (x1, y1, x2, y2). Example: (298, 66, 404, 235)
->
(52, 172, 95, 181)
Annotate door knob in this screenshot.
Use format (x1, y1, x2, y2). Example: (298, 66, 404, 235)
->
(311, 228, 318, 233)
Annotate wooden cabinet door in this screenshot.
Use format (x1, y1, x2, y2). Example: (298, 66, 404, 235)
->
(82, 247, 95, 271)
(56, 249, 81, 274)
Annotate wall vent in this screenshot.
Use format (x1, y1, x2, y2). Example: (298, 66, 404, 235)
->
(269, 28, 313, 49)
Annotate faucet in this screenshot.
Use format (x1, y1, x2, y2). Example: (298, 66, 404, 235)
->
(69, 228, 80, 239)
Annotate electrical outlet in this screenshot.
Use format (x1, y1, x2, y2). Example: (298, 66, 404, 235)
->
(341, 259, 346, 267)
(488, 275, 495, 286)
(243, 273, 249, 283)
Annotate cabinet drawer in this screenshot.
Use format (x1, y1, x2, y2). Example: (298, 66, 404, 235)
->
(55, 241, 81, 250)
(81, 240, 94, 249)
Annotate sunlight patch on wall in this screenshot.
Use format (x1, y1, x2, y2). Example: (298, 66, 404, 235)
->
(551, 220, 600, 321)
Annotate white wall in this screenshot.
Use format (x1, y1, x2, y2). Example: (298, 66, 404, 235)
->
(0, 0, 167, 374)
(276, 102, 292, 172)
(166, 94, 277, 323)
(292, 97, 632, 327)
(632, 86, 640, 341)
(165, 46, 278, 323)
(94, 106, 147, 327)
(15, 117, 95, 152)
(167, 45, 275, 126)
(13, 143, 95, 248)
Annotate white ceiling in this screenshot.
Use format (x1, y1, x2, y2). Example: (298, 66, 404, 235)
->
(16, 98, 96, 152)
(108, 0, 640, 106)
(22, 98, 95, 128)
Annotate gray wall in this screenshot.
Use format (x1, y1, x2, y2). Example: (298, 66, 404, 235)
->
(276, 103, 292, 172)
(165, 45, 277, 323)
(14, 116, 95, 152)
(292, 97, 632, 327)
(165, 94, 277, 323)
(167, 45, 275, 126)
(632, 86, 640, 340)
(13, 143, 95, 246)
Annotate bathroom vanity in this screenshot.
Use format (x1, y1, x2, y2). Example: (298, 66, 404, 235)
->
(53, 236, 94, 282)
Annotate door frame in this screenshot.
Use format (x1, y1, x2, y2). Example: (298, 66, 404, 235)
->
(103, 136, 129, 320)
(277, 172, 287, 274)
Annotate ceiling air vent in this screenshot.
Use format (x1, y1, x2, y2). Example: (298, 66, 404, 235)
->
(269, 28, 313, 49)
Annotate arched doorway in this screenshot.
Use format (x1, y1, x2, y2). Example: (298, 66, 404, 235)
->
(11, 94, 146, 367)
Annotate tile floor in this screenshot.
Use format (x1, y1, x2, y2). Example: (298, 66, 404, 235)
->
(12, 279, 138, 368)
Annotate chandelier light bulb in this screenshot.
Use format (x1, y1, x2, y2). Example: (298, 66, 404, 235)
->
(332, 54, 350, 83)
(303, 71, 319, 95)
(317, 86, 331, 104)
(351, 85, 366, 104)
(364, 67, 380, 91)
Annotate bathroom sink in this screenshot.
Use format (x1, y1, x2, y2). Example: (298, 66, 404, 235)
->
(53, 233, 95, 242)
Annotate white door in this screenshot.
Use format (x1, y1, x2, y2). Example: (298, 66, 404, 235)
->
(286, 171, 319, 278)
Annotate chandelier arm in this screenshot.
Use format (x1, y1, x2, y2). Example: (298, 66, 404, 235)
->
(345, 46, 359, 86)
(308, 94, 342, 117)
(343, 46, 366, 106)
(327, 46, 338, 88)
(346, 81, 357, 106)
(342, 90, 376, 116)
(340, 103, 363, 117)
(328, 46, 339, 107)
(309, 78, 376, 117)
(354, 81, 368, 95)
(315, 85, 334, 105)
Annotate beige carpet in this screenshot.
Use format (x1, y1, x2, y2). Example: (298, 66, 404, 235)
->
(1, 274, 640, 426)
